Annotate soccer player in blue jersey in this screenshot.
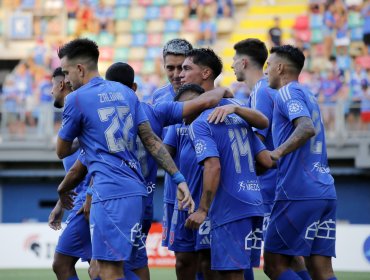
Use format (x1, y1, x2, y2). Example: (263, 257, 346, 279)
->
(210, 38, 310, 280)
(185, 91, 273, 280)
(48, 67, 92, 280)
(151, 39, 194, 251)
(56, 38, 194, 280)
(105, 62, 232, 280)
(263, 45, 337, 280)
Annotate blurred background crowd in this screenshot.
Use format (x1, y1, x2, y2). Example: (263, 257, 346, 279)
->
(0, 0, 369, 141)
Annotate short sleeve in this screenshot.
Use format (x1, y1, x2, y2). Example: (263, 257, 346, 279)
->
(154, 101, 184, 127)
(78, 149, 87, 167)
(248, 128, 267, 157)
(253, 87, 274, 138)
(189, 118, 219, 164)
(163, 125, 178, 148)
(135, 98, 149, 125)
(276, 85, 310, 122)
(58, 93, 82, 142)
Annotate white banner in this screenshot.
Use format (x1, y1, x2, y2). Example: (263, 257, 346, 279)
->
(0, 223, 369, 271)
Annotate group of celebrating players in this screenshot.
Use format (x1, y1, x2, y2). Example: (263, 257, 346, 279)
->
(47, 36, 337, 280)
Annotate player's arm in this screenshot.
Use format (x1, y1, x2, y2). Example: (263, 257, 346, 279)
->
(185, 157, 220, 229)
(138, 121, 195, 212)
(207, 104, 269, 129)
(182, 87, 233, 117)
(56, 138, 80, 159)
(57, 159, 88, 210)
(270, 116, 315, 161)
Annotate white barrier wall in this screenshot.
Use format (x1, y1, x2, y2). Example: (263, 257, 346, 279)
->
(0, 223, 369, 271)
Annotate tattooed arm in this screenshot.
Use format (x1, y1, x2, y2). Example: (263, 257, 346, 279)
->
(138, 121, 194, 212)
(270, 116, 315, 161)
(185, 157, 220, 229)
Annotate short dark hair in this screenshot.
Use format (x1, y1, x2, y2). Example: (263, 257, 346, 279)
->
(58, 38, 99, 66)
(105, 62, 134, 88)
(270, 45, 305, 73)
(163, 38, 193, 58)
(185, 48, 223, 79)
(175, 83, 205, 101)
(233, 38, 268, 68)
(52, 67, 64, 78)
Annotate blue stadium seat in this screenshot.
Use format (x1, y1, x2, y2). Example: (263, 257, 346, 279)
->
(145, 6, 160, 20)
(165, 19, 181, 33)
(132, 33, 147, 46)
(146, 47, 162, 59)
(21, 0, 35, 9)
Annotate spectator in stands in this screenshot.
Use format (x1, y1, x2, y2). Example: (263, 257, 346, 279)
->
(334, 8, 349, 56)
(362, 0, 370, 54)
(319, 68, 343, 131)
(76, 3, 95, 35)
(187, 0, 202, 19)
(94, 2, 114, 34)
(216, 0, 234, 18)
(197, 7, 217, 45)
(66, 0, 79, 19)
(360, 77, 370, 127)
(347, 63, 367, 129)
(268, 17, 282, 47)
(323, 3, 336, 58)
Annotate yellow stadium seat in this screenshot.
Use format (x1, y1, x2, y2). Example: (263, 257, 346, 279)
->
(173, 6, 187, 20)
(115, 34, 133, 47)
(115, 20, 131, 34)
(129, 47, 147, 60)
(217, 18, 234, 35)
(129, 7, 146, 19)
(147, 20, 165, 33)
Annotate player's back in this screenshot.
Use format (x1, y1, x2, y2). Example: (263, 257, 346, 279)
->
(190, 106, 265, 228)
(60, 77, 148, 201)
(273, 81, 336, 200)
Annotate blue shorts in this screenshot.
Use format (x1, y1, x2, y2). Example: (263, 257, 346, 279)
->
(161, 202, 174, 247)
(168, 209, 210, 252)
(125, 219, 152, 270)
(264, 199, 336, 257)
(263, 202, 274, 240)
(211, 217, 263, 271)
(55, 209, 92, 262)
(90, 196, 145, 261)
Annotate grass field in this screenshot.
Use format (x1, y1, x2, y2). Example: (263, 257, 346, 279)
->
(0, 268, 369, 279)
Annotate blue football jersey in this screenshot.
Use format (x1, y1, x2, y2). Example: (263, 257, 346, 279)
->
(152, 83, 178, 204)
(272, 81, 336, 200)
(137, 101, 183, 220)
(164, 124, 203, 211)
(59, 77, 148, 202)
(248, 78, 277, 205)
(62, 149, 91, 210)
(189, 108, 265, 228)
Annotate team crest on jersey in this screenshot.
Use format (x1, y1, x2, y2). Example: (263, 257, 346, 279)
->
(194, 139, 206, 156)
(287, 100, 304, 114)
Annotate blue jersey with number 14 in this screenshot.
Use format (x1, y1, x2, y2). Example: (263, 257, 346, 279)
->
(59, 77, 148, 202)
(272, 81, 336, 200)
(189, 106, 265, 228)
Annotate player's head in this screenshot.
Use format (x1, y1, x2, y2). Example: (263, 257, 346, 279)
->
(105, 62, 137, 91)
(232, 38, 268, 82)
(58, 38, 99, 90)
(51, 67, 72, 108)
(180, 48, 223, 87)
(162, 38, 193, 91)
(266, 45, 305, 89)
(175, 83, 205, 124)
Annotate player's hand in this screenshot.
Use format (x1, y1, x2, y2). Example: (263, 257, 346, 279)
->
(77, 194, 92, 222)
(177, 182, 195, 214)
(58, 190, 77, 210)
(207, 104, 237, 124)
(48, 204, 64, 230)
(270, 149, 282, 161)
(185, 209, 207, 229)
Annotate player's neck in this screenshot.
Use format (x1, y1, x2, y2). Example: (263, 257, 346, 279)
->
(84, 70, 101, 84)
(202, 81, 215, 92)
(244, 69, 264, 90)
(280, 75, 298, 88)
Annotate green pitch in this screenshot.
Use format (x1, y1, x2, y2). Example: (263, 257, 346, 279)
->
(0, 268, 369, 279)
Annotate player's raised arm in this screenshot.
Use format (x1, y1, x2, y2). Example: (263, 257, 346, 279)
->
(207, 103, 269, 129)
(57, 159, 88, 210)
(270, 116, 315, 161)
(138, 121, 195, 213)
(185, 157, 220, 229)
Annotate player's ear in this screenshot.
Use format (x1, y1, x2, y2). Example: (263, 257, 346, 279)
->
(132, 82, 138, 92)
(202, 67, 211, 80)
(77, 64, 84, 77)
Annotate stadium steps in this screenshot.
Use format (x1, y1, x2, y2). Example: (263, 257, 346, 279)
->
(216, 0, 308, 86)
